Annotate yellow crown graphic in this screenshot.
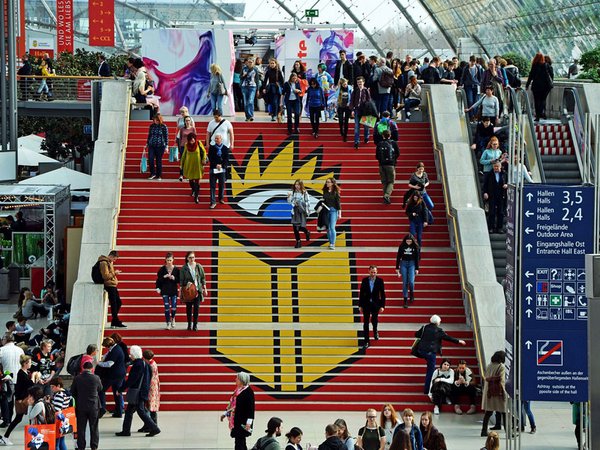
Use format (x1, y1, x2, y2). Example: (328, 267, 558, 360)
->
(230, 136, 339, 198)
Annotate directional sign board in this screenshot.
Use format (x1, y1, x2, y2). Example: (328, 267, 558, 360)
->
(305, 9, 319, 17)
(520, 185, 593, 401)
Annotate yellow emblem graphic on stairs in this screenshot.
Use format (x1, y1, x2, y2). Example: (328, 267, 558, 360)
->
(212, 135, 358, 396)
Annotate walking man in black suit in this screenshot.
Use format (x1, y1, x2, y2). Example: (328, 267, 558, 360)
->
(71, 361, 102, 450)
(358, 265, 386, 349)
(483, 161, 508, 233)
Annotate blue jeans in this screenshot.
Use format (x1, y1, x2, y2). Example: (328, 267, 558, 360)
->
(328, 208, 338, 246)
(420, 351, 437, 394)
(376, 93, 391, 116)
(241, 86, 256, 119)
(465, 86, 479, 119)
(148, 146, 165, 177)
(267, 84, 281, 117)
(56, 436, 67, 450)
(210, 93, 224, 113)
(404, 98, 421, 113)
(521, 401, 536, 428)
(354, 111, 370, 144)
(400, 260, 416, 298)
(286, 99, 301, 131)
(410, 220, 425, 246)
(210, 170, 226, 204)
(162, 295, 177, 323)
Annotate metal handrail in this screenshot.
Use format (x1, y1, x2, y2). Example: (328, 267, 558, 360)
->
(15, 76, 113, 102)
(562, 87, 595, 182)
(456, 88, 483, 207)
(512, 88, 546, 183)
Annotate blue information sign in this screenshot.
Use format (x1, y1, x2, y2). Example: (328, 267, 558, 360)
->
(83, 124, 92, 135)
(520, 185, 593, 401)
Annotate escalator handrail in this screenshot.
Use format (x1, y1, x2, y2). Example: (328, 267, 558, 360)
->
(456, 88, 483, 208)
(562, 87, 595, 180)
(512, 87, 546, 183)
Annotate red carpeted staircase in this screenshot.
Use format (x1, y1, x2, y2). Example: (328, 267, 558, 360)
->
(108, 118, 476, 411)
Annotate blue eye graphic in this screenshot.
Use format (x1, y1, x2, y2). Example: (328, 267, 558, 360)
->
(235, 189, 320, 221)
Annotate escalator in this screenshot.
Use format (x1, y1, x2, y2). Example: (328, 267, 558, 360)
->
(536, 122, 582, 184)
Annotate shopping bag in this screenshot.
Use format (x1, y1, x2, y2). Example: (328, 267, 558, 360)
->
(359, 115, 377, 128)
(56, 406, 77, 437)
(169, 146, 179, 162)
(25, 424, 56, 450)
(140, 149, 148, 173)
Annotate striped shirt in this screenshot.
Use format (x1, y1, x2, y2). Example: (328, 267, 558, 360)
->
(52, 389, 72, 411)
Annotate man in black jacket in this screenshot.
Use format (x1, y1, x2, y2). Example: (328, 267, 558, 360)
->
(71, 361, 103, 450)
(482, 161, 508, 233)
(98, 54, 111, 77)
(318, 424, 345, 450)
(334, 50, 353, 87)
(17, 54, 33, 100)
(415, 314, 466, 394)
(358, 265, 386, 349)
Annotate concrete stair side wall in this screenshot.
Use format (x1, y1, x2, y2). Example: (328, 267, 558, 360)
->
(425, 85, 505, 372)
(65, 81, 131, 363)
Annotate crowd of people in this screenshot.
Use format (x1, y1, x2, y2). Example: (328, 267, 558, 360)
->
(219, 369, 527, 450)
(0, 289, 162, 449)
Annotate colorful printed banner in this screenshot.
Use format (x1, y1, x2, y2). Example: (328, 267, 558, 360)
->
(24, 424, 56, 450)
(88, 0, 114, 47)
(56, 0, 73, 53)
(55, 406, 76, 437)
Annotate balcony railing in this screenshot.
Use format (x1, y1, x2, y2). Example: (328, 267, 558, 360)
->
(16, 75, 112, 102)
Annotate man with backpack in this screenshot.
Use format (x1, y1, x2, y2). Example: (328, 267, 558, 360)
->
(375, 130, 400, 204)
(373, 57, 394, 117)
(93, 251, 126, 328)
(252, 417, 283, 450)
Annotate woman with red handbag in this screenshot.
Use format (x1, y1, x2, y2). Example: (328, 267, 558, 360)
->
(179, 252, 207, 331)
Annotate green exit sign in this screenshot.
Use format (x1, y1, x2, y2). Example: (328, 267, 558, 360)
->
(305, 9, 319, 17)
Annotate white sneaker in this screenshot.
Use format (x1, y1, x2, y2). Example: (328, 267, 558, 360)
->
(329, 245, 335, 250)
(165, 323, 171, 330)
(446, 398, 452, 405)
(433, 406, 440, 415)
(0, 436, 13, 445)
(171, 318, 176, 328)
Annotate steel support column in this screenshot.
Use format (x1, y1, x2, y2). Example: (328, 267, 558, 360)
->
(389, 0, 436, 56)
(330, 0, 384, 55)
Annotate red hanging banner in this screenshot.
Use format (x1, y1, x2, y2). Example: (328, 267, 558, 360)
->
(56, 0, 73, 53)
(88, 0, 114, 47)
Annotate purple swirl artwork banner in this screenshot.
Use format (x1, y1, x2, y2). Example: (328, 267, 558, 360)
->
(142, 29, 217, 116)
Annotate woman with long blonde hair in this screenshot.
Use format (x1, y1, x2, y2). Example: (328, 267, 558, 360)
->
(208, 63, 227, 113)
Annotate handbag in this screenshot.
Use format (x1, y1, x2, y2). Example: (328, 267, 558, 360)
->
(126, 362, 146, 405)
(140, 148, 148, 173)
(15, 398, 28, 414)
(169, 146, 179, 162)
(218, 81, 227, 96)
(181, 283, 198, 302)
(411, 326, 424, 358)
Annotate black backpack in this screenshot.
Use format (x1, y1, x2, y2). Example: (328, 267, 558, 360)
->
(379, 68, 394, 88)
(377, 140, 396, 165)
(91, 261, 104, 284)
(66, 353, 83, 376)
